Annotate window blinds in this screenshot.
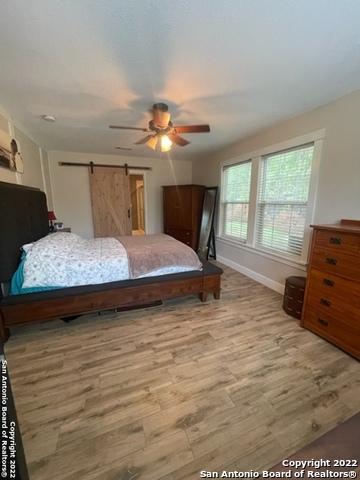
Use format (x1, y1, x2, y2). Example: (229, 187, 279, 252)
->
(222, 161, 251, 241)
(255, 143, 314, 257)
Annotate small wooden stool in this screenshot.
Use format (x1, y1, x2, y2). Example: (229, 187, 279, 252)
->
(283, 276, 306, 319)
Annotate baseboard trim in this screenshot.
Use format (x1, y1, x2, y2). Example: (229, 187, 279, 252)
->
(217, 255, 285, 294)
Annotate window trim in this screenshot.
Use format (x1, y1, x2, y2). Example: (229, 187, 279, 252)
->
(218, 129, 324, 266)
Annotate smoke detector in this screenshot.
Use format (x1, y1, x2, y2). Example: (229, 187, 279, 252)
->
(41, 115, 56, 122)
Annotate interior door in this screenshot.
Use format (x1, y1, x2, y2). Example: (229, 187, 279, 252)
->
(89, 166, 132, 237)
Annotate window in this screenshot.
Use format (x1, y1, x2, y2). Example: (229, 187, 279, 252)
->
(220, 132, 321, 264)
(256, 143, 314, 256)
(222, 161, 251, 241)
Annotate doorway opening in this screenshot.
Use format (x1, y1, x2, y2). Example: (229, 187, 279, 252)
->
(130, 174, 145, 235)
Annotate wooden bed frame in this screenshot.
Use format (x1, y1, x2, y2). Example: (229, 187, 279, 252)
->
(0, 181, 222, 343)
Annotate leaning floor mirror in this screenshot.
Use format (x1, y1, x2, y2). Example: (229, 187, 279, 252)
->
(197, 187, 218, 260)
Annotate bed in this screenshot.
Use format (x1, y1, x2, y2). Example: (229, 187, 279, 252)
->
(0, 181, 222, 342)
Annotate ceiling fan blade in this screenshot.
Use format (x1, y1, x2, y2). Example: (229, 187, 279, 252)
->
(115, 146, 132, 151)
(173, 125, 210, 134)
(134, 135, 155, 145)
(168, 134, 190, 146)
(109, 125, 148, 132)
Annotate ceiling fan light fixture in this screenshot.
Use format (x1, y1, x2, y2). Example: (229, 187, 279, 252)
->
(146, 135, 158, 150)
(153, 110, 171, 129)
(160, 135, 172, 152)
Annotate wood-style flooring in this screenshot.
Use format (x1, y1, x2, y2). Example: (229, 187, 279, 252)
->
(270, 412, 360, 474)
(4, 264, 360, 480)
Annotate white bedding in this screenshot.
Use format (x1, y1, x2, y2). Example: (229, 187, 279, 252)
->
(22, 233, 129, 288)
(21, 232, 197, 289)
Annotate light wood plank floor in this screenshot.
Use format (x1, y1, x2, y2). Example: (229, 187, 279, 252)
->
(5, 264, 360, 480)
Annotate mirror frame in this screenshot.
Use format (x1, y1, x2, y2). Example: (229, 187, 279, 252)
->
(197, 186, 218, 260)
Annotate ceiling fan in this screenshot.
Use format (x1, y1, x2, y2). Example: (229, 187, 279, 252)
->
(109, 103, 210, 152)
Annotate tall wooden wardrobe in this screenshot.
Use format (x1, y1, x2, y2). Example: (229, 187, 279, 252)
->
(163, 185, 205, 250)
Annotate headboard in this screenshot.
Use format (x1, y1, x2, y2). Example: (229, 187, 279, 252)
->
(0, 181, 48, 283)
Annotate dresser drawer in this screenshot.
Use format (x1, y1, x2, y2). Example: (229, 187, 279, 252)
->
(311, 246, 360, 281)
(307, 290, 360, 330)
(314, 229, 360, 256)
(303, 307, 360, 357)
(307, 268, 360, 308)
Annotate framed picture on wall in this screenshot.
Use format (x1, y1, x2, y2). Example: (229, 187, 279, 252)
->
(0, 132, 24, 173)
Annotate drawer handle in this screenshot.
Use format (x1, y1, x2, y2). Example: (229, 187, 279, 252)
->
(318, 318, 329, 327)
(320, 298, 331, 307)
(323, 278, 334, 287)
(329, 237, 341, 245)
(325, 257, 337, 266)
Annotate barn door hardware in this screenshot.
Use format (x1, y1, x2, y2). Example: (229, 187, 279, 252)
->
(59, 161, 151, 171)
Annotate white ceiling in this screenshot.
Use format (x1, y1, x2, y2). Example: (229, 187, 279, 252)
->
(1, 0, 360, 160)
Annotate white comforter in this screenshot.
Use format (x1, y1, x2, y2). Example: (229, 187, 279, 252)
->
(22, 233, 129, 288)
(21, 232, 198, 289)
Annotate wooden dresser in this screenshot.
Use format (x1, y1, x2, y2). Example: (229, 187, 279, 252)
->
(302, 219, 360, 360)
(163, 185, 205, 250)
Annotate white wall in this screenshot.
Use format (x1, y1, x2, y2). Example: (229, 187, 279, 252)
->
(14, 126, 44, 190)
(0, 107, 53, 208)
(39, 149, 54, 210)
(0, 112, 17, 185)
(193, 89, 360, 290)
(48, 151, 193, 238)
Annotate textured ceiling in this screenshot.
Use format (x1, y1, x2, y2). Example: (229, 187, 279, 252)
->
(0, 0, 360, 160)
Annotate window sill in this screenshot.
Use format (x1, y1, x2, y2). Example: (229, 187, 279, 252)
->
(217, 235, 308, 271)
